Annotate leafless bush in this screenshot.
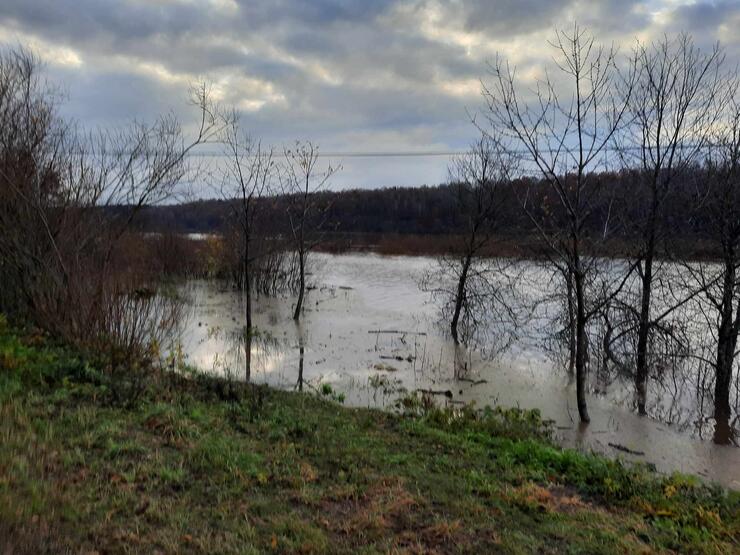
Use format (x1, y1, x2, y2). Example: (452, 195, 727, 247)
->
(143, 232, 210, 278)
(217, 225, 299, 295)
(0, 46, 221, 394)
(96, 288, 186, 405)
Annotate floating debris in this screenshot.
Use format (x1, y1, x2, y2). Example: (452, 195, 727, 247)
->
(416, 388, 453, 398)
(373, 363, 398, 372)
(368, 329, 427, 336)
(608, 443, 645, 456)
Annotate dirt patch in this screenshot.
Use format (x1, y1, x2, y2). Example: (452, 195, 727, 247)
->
(507, 482, 593, 514)
(319, 476, 480, 553)
(373, 363, 399, 372)
(321, 477, 417, 534)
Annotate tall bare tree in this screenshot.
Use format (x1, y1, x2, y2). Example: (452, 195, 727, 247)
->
(619, 34, 727, 415)
(217, 111, 275, 331)
(281, 141, 338, 321)
(687, 85, 740, 444)
(482, 25, 636, 422)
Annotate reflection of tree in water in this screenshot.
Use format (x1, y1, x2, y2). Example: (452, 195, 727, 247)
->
(297, 343, 304, 392)
(453, 343, 479, 381)
(245, 332, 252, 382)
(295, 322, 306, 392)
(188, 262, 739, 445)
(203, 326, 283, 385)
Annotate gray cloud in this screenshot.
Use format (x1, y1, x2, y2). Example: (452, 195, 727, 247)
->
(1, 0, 739, 189)
(459, 0, 573, 34)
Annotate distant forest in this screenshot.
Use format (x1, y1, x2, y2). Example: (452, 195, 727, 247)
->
(133, 183, 473, 235)
(132, 169, 705, 247)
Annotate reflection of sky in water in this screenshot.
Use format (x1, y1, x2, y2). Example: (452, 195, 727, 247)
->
(177, 253, 740, 490)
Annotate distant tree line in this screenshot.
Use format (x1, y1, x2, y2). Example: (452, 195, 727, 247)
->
(133, 169, 722, 255)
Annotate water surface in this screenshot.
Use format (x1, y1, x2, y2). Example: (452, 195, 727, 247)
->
(178, 253, 740, 489)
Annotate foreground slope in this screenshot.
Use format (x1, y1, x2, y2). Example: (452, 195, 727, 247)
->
(1, 321, 738, 554)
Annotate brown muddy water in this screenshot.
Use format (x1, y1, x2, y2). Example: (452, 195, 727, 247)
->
(177, 253, 740, 490)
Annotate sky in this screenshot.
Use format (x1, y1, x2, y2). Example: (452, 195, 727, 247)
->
(0, 0, 739, 191)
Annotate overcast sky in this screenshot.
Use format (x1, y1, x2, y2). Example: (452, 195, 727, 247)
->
(1, 0, 738, 191)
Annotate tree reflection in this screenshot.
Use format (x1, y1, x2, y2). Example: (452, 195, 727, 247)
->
(296, 323, 306, 392)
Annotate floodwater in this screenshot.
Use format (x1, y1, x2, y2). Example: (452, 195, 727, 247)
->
(177, 253, 740, 490)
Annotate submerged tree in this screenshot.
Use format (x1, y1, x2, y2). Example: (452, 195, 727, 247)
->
(281, 141, 338, 321)
(688, 87, 740, 444)
(482, 25, 636, 422)
(618, 34, 727, 415)
(421, 134, 520, 351)
(217, 111, 275, 331)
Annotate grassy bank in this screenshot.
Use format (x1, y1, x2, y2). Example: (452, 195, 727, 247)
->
(1, 320, 738, 554)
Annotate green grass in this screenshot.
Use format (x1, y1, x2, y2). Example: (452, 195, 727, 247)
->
(0, 316, 738, 554)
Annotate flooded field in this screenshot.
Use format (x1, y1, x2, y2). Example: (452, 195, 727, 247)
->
(177, 253, 740, 489)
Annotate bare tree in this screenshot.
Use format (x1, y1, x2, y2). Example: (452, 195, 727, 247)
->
(0, 46, 221, 369)
(618, 34, 727, 415)
(67, 82, 221, 348)
(0, 47, 68, 315)
(216, 110, 275, 331)
(687, 85, 740, 444)
(420, 133, 520, 351)
(482, 25, 636, 422)
(280, 141, 338, 321)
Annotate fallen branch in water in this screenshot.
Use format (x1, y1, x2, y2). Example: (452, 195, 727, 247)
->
(368, 330, 427, 336)
(380, 354, 414, 362)
(416, 388, 453, 398)
(458, 378, 488, 386)
(608, 443, 645, 456)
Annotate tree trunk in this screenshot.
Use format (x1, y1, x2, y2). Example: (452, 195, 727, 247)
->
(450, 254, 472, 344)
(244, 230, 252, 330)
(574, 270, 590, 423)
(293, 250, 305, 321)
(566, 270, 576, 376)
(714, 257, 737, 444)
(636, 184, 659, 416)
(635, 251, 654, 415)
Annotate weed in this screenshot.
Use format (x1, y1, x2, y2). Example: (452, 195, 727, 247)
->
(318, 383, 345, 403)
